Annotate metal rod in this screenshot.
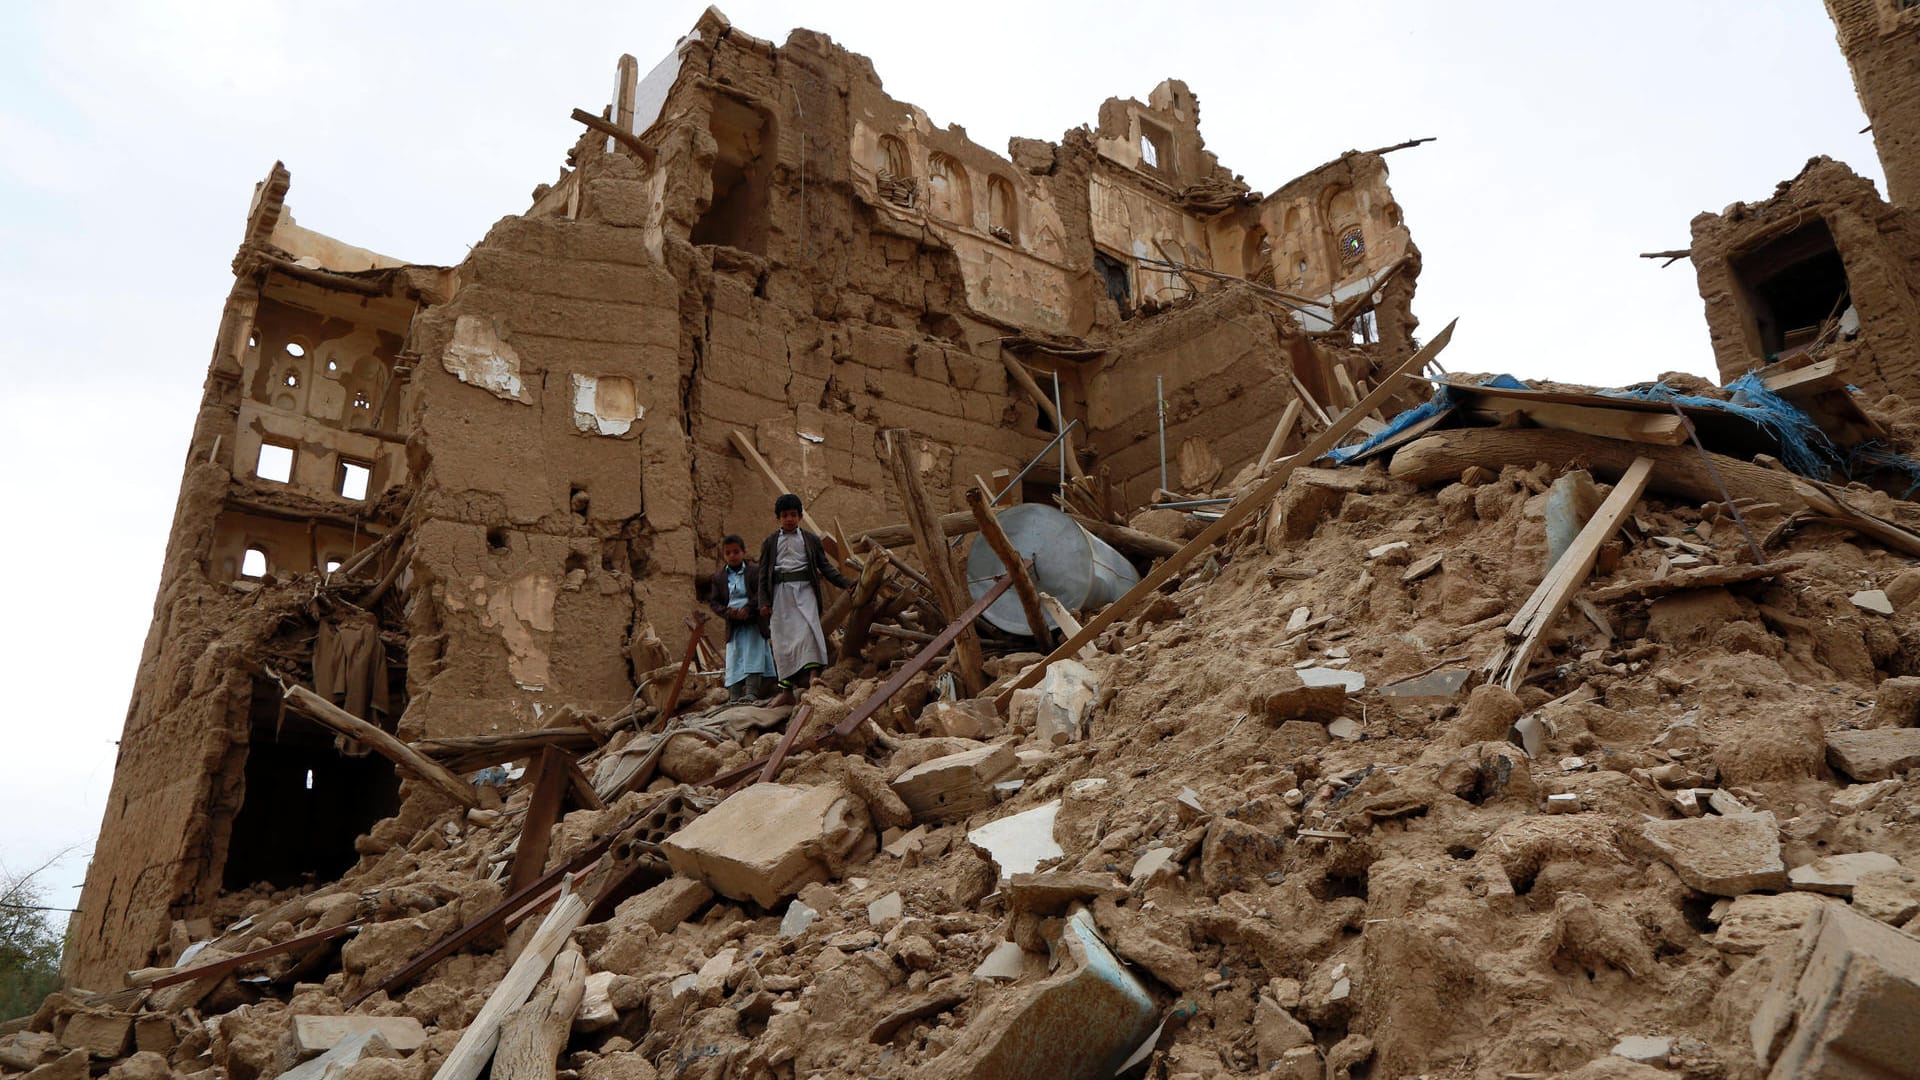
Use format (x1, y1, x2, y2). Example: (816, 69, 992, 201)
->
(1053, 370, 1065, 488)
(990, 420, 1083, 508)
(1151, 498, 1233, 509)
(1157, 375, 1167, 494)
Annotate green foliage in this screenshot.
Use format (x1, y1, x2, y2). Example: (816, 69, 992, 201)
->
(1, 862, 66, 1021)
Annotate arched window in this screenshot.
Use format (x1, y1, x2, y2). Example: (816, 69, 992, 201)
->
(927, 153, 972, 227)
(877, 135, 910, 179)
(987, 176, 1019, 243)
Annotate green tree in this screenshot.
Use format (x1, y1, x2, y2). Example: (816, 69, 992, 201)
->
(1, 859, 66, 1021)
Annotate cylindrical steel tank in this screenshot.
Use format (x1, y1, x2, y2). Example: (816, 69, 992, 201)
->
(964, 503, 1141, 635)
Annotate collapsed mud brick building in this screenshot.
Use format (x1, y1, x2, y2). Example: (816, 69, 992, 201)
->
(66, 9, 1419, 988)
(22, 4, 1920, 1080)
(1686, 0, 1920, 404)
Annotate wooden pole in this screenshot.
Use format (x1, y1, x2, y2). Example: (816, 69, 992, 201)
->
(650, 612, 708, 731)
(1036, 593, 1094, 660)
(727, 429, 850, 567)
(569, 108, 656, 164)
(493, 945, 586, 1080)
(999, 319, 1457, 709)
(757, 704, 814, 785)
(1257, 399, 1303, 471)
(965, 486, 1051, 642)
(277, 680, 479, 809)
(997, 354, 1088, 481)
(883, 429, 985, 695)
(1498, 457, 1654, 690)
(431, 888, 589, 1080)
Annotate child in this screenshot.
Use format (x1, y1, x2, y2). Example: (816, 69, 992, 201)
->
(755, 493, 853, 691)
(708, 535, 775, 701)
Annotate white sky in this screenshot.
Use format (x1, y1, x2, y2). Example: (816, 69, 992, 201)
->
(0, 1, 1888, 928)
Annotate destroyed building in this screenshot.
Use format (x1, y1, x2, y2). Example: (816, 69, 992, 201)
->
(15, 5, 1920, 1080)
(64, 8, 1419, 991)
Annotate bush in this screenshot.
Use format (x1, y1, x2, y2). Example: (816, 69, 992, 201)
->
(1, 861, 66, 1021)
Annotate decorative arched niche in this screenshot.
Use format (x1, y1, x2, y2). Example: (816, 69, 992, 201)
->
(987, 175, 1019, 243)
(927, 153, 973, 227)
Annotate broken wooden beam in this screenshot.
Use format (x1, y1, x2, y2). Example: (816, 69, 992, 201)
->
(1388, 428, 1814, 511)
(998, 355, 1087, 481)
(757, 704, 815, 785)
(493, 945, 586, 1080)
(149, 922, 360, 989)
(650, 612, 710, 731)
(1585, 556, 1806, 604)
(569, 108, 656, 163)
(966, 487, 1051, 641)
(277, 680, 479, 809)
(1470, 400, 1688, 446)
(432, 888, 589, 1080)
(1256, 399, 1303, 472)
(1000, 319, 1457, 708)
(415, 728, 601, 774)
(1497, 456, 1654, 690)
(884, 428, 985, 696)
(727, 429, 850, 567)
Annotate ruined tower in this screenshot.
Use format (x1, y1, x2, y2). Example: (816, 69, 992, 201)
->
(1825, 0, 1920, 206)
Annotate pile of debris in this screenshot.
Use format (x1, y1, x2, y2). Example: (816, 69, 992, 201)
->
(12, 327, 1920, 1080)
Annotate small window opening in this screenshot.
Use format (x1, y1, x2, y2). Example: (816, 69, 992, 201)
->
(1351, 309, 1379, 346)
(283, 370, 300, 388)
(324, 559, 342, 574)
(487, 528, 510, 554)
(690, 96, 773, 253)
(304, 769, 314, 790)
(1731, 219, 1851, 360)
(325, 358, 339, 374)
(255, 442, 294, 483)
(350, 391, 371, 411)
(1093, 251, 1133, 309)
(285, 342, 306, 358)
(1138, 120, 1172, 173)
(337, 460, 371, 501)
(247, 333, 258, 348)
(241, 548, 269, 578)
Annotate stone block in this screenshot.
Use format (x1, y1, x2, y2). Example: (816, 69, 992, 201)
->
(0, 1032, 59, 1071)
(614, 876, 715, 933)
(1828, 728, 1920, 781)
(922, 909, 1156, 1080)
(1789, 852, 1901, 898)
(890, 745, 1019, 822)
(1831, 779, 1901, 813)
(1253, 996, 1314, 1067)
(59, 1012, 131, 1059)
(289, 1015, 425, 1056)
(1870, 676, 1920, 728)
(1713, 893, 1835, 955)
(1250, 670, 1346, 722)
(1629, 812, 1786, 896)
(1751, 903, 1920, 1079)
(661, 783, 874, 907)
(22, 1050, 89, 1080)
(1854, 867, 1920, 926)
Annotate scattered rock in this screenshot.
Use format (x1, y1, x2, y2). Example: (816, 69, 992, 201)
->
(890, 745, 1019, 823)
(1869, 675, 1920, 728)
(1712, 892, 1834, 955)
(1788, 852, 1901, 897)
(1850, 589, 1894, 615)
(1609, 1035, 1671, 1064)
(1749, 903, 1920, 1079)
(1628, 812, 1786, 896)
(968, 801, 1064, 881)
(661, 783, 874, 907)
(1830, 778, 1901, 813)
(1827, 728, 1920, 781)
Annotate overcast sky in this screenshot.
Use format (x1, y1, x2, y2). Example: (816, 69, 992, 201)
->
(0, 1, 1887, 931)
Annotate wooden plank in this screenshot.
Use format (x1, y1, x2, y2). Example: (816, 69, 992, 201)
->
(966, 486, 1051, 641)
(431, 891, 589, 1080)
(1585, 557, 1804, 604)
(1498, 457, 1654, 690)
(1480, 400, 1687, 446)
(883, 429, 985, 695)
(650, 611, 709, 730)
(1760, 357, 1843, 397)
(1036, 592, 1094, 660)
(1288, 373, 1335, 428)
(569, 108, 655, 164)
(997, 354, 1087, 481)
(493, 946, 586, 1080)
(1343, 405, 1454, 466)
(727, 429, 849, 566)
(757, 704, 815, 784)
(150, 923, 359, 989)
(278, 682, 478, 809)
(1330, 363, 1361, 409)
(507, 747, 572, 902)
(1001, 319, 1457, 707)
(1256, 399, 1303, 471)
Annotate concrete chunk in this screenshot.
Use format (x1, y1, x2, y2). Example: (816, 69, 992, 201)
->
(1827, 728, 1920, 781)
(1629, 812, 1786, 896)
(661, 783, 874, 907)
(1751, 903, 1920, 1079)
(890, 745, 1018, 823)
(1789, 852, 1901, 898)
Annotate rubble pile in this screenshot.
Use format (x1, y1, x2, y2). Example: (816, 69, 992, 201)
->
(12, 366, 1920, 1079)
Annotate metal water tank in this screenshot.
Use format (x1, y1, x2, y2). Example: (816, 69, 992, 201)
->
(964, 503, 1141, 635)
